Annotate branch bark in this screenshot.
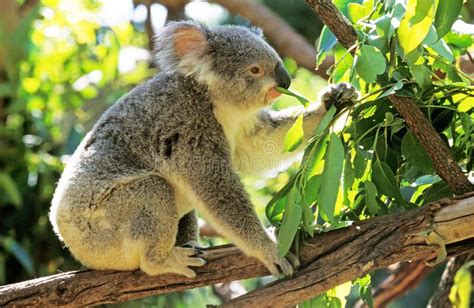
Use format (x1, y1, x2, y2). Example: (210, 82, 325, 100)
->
(1, 193, 473, 307)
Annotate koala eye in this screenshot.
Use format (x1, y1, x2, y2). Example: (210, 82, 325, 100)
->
(248, 64, 265, 76)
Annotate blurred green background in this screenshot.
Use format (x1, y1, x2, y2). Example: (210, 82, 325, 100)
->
(0, 0, 473, 306)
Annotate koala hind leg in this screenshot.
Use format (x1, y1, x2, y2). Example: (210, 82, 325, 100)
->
(126, 176, 205, 278)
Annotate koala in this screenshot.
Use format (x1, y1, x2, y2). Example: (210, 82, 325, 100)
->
(49, 21, 357, 278)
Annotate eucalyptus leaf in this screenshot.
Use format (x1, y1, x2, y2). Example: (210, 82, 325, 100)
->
(316, 26, 337, 66)
(364, 181, 379, 215)
(401, 132, 434, 174)
(372, 160, 406, 206)
(435, 0, 463, 39)
(378, 81, 403, 98)
(278, 187, 302, 257)
(356, 45, 386, 83)
(276, 87, 310, 106)
(318, 133, 344, 222)
(284, 114, 304, 152)
(398, 0, 436, 54)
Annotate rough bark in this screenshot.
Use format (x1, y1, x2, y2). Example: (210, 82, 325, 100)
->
(1, 194, 473, 307)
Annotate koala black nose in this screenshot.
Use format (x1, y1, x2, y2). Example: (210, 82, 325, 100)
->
(274, 62, 291, 89)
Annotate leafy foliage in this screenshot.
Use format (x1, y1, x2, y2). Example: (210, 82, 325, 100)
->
(273, 0, 473, 304)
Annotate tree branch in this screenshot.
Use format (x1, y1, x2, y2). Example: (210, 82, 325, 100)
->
(1, 193, 473, 306)
(356, 261, 433, 307)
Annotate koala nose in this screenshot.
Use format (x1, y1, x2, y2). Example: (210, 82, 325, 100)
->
(274, 62, 291, 89)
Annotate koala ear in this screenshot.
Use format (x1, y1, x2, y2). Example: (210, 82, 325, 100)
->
(173, 24, 208, 58)
(154, 21, 208, 61)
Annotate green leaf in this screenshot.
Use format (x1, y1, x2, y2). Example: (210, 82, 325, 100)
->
(276, 87, 310, 106)
(278, 187, 302, 257)
(372, 160, 406, 206)
(354, 150, 367, 179)
(379, 81, 403, 98)
(2, 237, 34, 275)
(398, 0, 437, 54)
(348, 0, 375, 23)
(430, 39, 454, 62)
(333, 44, 354, 83)
(314, 105, 337, 136)
(304, 133, 329, 178)
(375, 15, 396, 38)
(401, 132, 434, 174)
(304, 175, 322, 208)
(449, 261, 474, 308)
(343, 154, 355, 205)
(284, 114, 304, 152)
(356, 45, 386, 83)
(266, 178, 294, 223)
(0, 173, 22, 207)
(318, 133, 344, 222)
(354, 274, 374, 308)
(364, 181, 379, 215)
(317, 26, 337, 66)
(410, 64, 431, 89)
(444, 32, 473, 49)
(434, 0, 463, 39)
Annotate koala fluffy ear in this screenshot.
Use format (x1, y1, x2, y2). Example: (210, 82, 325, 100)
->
(173, 24, 208, 58)
(154, 21, 208, 71)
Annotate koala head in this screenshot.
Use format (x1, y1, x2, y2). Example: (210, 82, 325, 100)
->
(154, 21, 291, 111)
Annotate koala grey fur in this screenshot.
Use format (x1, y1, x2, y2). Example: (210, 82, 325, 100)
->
(50, 21, 357, 278)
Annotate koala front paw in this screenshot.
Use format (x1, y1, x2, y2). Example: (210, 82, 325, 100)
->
(320, 82, 358, 111)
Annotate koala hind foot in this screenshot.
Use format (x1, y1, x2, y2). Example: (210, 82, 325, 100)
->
(321, 82, 358, 111)
(140, 246, 206, 278)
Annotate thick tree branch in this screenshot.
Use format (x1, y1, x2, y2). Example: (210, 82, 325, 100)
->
(1, 194, 473, 306)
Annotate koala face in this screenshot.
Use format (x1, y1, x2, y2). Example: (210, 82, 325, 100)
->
(206, 26, 291, 109)
(154, 21, 291, 111)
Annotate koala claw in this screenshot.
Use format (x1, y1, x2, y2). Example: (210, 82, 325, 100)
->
(320, 82, 359, 111)
(285, 251, 300, 268)
(276, 257, 294, 276)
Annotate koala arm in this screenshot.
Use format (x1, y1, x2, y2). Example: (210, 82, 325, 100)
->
(234, 83, 357, 175)
(176, 142, 292, 276)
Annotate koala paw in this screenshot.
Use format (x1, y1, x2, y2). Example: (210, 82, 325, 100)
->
(320, 82, 358, 111)
(140, 247, 206, 278)
(264, 254, 295, 277)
